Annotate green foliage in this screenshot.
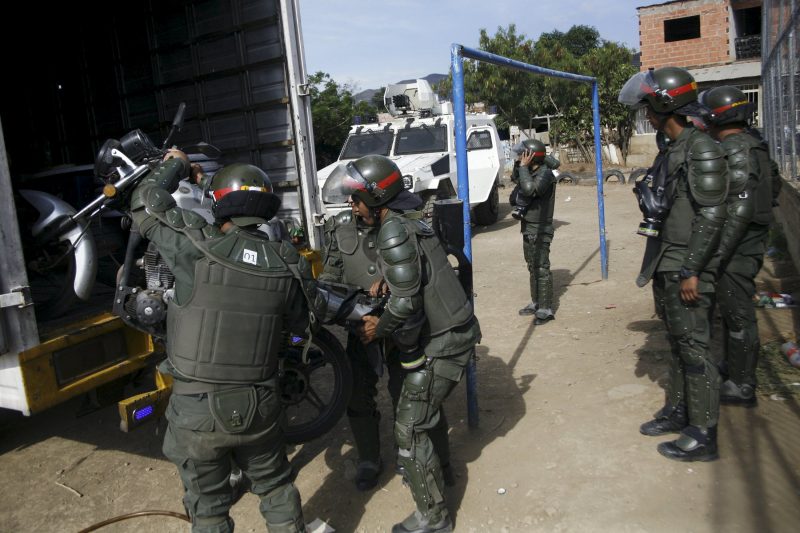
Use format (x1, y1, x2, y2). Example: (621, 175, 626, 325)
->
(436, 24, 638, 161)
(308, 72, 379, 168)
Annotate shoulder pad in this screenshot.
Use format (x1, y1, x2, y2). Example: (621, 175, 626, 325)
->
(334, 211, 354, 225)
(181, 209, 207, 229)
(688, 133, 728, 206)
(164, 207, 185, 228)
(722, 135, 752, 195)
(146, 187, 177, 213)
(202, 224, 224, 239)
(378, 217, 410, 250)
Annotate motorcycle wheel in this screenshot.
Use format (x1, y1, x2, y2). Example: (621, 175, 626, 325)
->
(281, 327, 352, 444)
(27, 242, 80, 321)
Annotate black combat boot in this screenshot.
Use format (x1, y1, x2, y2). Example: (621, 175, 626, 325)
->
(355, 460, 383, 491)
(392, 511, 453, 533)
(534, 308, 555, 325)
(719, 380, 757, 407)
(657, 425, 719, 462)
(639, 403, 687, 436)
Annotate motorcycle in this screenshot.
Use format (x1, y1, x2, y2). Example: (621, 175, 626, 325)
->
(25, 103, 359, 444)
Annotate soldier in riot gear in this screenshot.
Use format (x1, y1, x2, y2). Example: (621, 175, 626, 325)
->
(699, 86, 783, 406)
(619, 67, 729, 461)
(318, 179, 405, 491)
(511, 138, 560, 324)
(326, 154, 481, 533)
(127, 155, 312, 532)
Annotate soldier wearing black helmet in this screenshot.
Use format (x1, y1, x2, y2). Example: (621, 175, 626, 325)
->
(127, 154, 313, 532)
(325, 154, 481, 533)
(510, 138, 561, 324)
(699, 86, 783, 407)
(619, 67, 729, 461)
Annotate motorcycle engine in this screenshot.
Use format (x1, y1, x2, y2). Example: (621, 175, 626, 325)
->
(118, 243, 174, 337)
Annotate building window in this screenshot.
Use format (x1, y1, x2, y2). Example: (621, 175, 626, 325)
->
(734, 7, 762, 37)
(664, 15, 701, 42)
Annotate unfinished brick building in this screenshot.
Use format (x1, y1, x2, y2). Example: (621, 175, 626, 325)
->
(628, 0, 763, 165)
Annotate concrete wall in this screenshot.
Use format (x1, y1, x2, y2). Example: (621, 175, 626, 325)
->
(626, 133, 659, 169)
(638, 0, 731, 70)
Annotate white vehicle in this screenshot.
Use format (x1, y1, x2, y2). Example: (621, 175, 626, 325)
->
(317, 79, 505, 225)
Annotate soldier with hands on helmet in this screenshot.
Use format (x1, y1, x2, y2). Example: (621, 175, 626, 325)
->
(619, 66, 729, 461)
(324, 154, 480, 533)
(512, 138, 560, 325)
(127, 151, 312, 532)
(698, 86, 782, 406)
(316, 184, 406, 492)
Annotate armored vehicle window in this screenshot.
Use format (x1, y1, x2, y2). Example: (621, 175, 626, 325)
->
(394, 125, 448, 155)
(467, 130, 493, 151)
(340, 131, 394, 159)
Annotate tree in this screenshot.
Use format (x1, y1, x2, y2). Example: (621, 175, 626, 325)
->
(435, 24, 637, 163)
(308, 72, 379, 168)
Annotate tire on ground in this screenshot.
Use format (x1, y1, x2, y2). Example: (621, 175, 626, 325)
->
(603, 169, 626, 184)
(557, 172, 579, 185)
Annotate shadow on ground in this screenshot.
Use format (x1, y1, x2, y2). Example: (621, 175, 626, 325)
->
(295, 347, 529, 531)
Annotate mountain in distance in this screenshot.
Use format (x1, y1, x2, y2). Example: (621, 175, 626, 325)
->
(353, 73, 448, 104)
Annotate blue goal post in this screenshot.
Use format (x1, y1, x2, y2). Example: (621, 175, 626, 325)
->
(451, 43, 609, 428)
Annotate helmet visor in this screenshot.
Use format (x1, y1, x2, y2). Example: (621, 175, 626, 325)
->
(321, 162, 371, 204)
(618, 72, 655, 108)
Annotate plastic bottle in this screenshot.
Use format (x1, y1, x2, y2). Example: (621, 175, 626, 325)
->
(781, 342, 800, 367)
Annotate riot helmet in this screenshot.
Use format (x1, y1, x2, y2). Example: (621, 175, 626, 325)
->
(207, 163, 281, 226)
(322, 154, 406, 208)
(510, 138, 547, 164)
(619, 67, 705, 116)
(700, 85, 753, 127)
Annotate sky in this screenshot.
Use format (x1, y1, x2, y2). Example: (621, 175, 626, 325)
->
(298, 0, 648, 92)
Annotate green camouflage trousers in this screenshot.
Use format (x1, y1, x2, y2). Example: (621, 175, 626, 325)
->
(394, 348, 471, 522)
(521, 226, 553, 308)
(652, 271, 720, 428)
(162, 380, 304, 533)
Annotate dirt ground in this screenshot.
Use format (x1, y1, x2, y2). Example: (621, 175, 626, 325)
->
(2, 182, 800, 533)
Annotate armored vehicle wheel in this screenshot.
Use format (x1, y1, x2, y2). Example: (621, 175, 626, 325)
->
(280, 327, 352, 444)
(473, 179, 500, 226)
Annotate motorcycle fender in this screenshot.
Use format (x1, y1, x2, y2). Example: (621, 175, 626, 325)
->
(19, 190, 98, 300)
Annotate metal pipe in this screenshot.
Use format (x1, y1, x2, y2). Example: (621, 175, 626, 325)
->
(591, 81, 609, 280)
(450, 44, 479, 429)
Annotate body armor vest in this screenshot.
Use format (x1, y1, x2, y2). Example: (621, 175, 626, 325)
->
(334, 220, 381, 290)
(167, 229, 295, 384)
(659, 176, 694, 246)
(409, 220, 474, 336)
(521, 167, 557, 231)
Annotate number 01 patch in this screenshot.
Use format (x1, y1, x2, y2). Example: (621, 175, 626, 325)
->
(242, 249, 258, 265)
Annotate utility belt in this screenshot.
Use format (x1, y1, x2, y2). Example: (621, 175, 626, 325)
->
(171, 380, 274, 434)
